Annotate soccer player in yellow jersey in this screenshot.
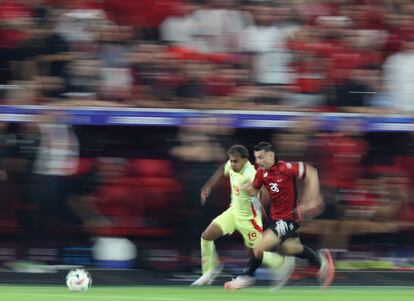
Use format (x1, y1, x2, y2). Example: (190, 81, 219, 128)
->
(191, 145, 294, 286)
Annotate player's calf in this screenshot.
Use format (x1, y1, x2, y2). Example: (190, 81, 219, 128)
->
(271, 256, 295, 289)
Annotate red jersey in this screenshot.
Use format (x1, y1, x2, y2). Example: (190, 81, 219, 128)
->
(253, 161, 306, 222)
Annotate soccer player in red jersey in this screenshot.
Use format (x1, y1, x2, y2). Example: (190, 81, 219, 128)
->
(225, 142, 335, 290)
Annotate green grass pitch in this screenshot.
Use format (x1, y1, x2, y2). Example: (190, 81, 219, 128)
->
(0, 286, 413, 301)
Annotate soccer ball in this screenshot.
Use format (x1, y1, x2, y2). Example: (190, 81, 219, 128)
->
(66, 269, 92, 292)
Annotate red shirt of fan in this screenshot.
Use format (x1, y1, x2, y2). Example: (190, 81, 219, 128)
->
(253, 161, 306, 222)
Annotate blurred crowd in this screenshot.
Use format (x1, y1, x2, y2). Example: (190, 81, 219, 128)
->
(0, 0, 414, 113)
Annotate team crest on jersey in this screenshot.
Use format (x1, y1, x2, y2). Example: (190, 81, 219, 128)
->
(264, 172, 268, 178)
(286, 163, 292, 169)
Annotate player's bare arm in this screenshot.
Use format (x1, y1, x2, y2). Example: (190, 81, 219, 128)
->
(298, 164, 324, 218)
(257, 186, 271, 223)
(201, 164, 226, 205)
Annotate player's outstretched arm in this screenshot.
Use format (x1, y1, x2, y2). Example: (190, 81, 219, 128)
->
(257, 187, 270, 222)
(298, 164, 324, 218)
(200, 164, 225, 206)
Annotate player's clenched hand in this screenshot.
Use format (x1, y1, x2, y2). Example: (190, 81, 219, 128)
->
(241, 182, 252, 190)
(241, 182, 257, 197)
(200, 185, 211, 205)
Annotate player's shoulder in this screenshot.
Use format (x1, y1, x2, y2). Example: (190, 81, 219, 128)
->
(242, 161, 256, 179)
(224, 160, 232, 175)
(278, 160, 306, 178)
(246, 161, 256, 170)
(254, 166, 264, 176)
(277, 160, 296, 173)
(277, 160, 288, 168)
(245, 160, 255, 171)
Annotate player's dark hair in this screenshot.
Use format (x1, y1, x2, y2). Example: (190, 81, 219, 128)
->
(254, 142, 278, 162)
(253, 142, 274, 153)
(227, 145, 249, 159)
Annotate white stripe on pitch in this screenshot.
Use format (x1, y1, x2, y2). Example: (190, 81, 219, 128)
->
(0, 293, 186, 300)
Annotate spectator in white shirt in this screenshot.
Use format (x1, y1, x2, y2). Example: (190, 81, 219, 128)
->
(383, 37, 414, 114)
(160, 2, 198, 48)
(191, 0, 253, 53)
(240, 3, 299, 85)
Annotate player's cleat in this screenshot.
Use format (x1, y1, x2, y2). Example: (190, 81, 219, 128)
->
(271, 256, 295, 289)
(191, 266, 222, 286)
(317, 249, 335, 288)
(224, 275, 255, 290)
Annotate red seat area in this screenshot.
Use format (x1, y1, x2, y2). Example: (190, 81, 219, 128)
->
(90, 159, 182, 238)
(0, 178, 33, 235)
(0, 158, 183, 238)
(128, 159, 174, 177)
(75, 158, 95, 175)
(394, 156, 414, 188)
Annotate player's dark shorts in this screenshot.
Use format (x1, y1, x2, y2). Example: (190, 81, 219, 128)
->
(269, 220, 299, 242)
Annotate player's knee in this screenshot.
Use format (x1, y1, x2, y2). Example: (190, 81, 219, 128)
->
(201, 223, 223, 240)
(295, 244, 304, 254)
(201, 230, 214, 241)
(281, 242, 303, 255)
(253, 248, 264, 259)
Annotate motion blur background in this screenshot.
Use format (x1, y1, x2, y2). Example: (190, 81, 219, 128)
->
(0, 0, 413, 285)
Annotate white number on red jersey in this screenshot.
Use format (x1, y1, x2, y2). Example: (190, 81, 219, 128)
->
(269, 182, 279, 192)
